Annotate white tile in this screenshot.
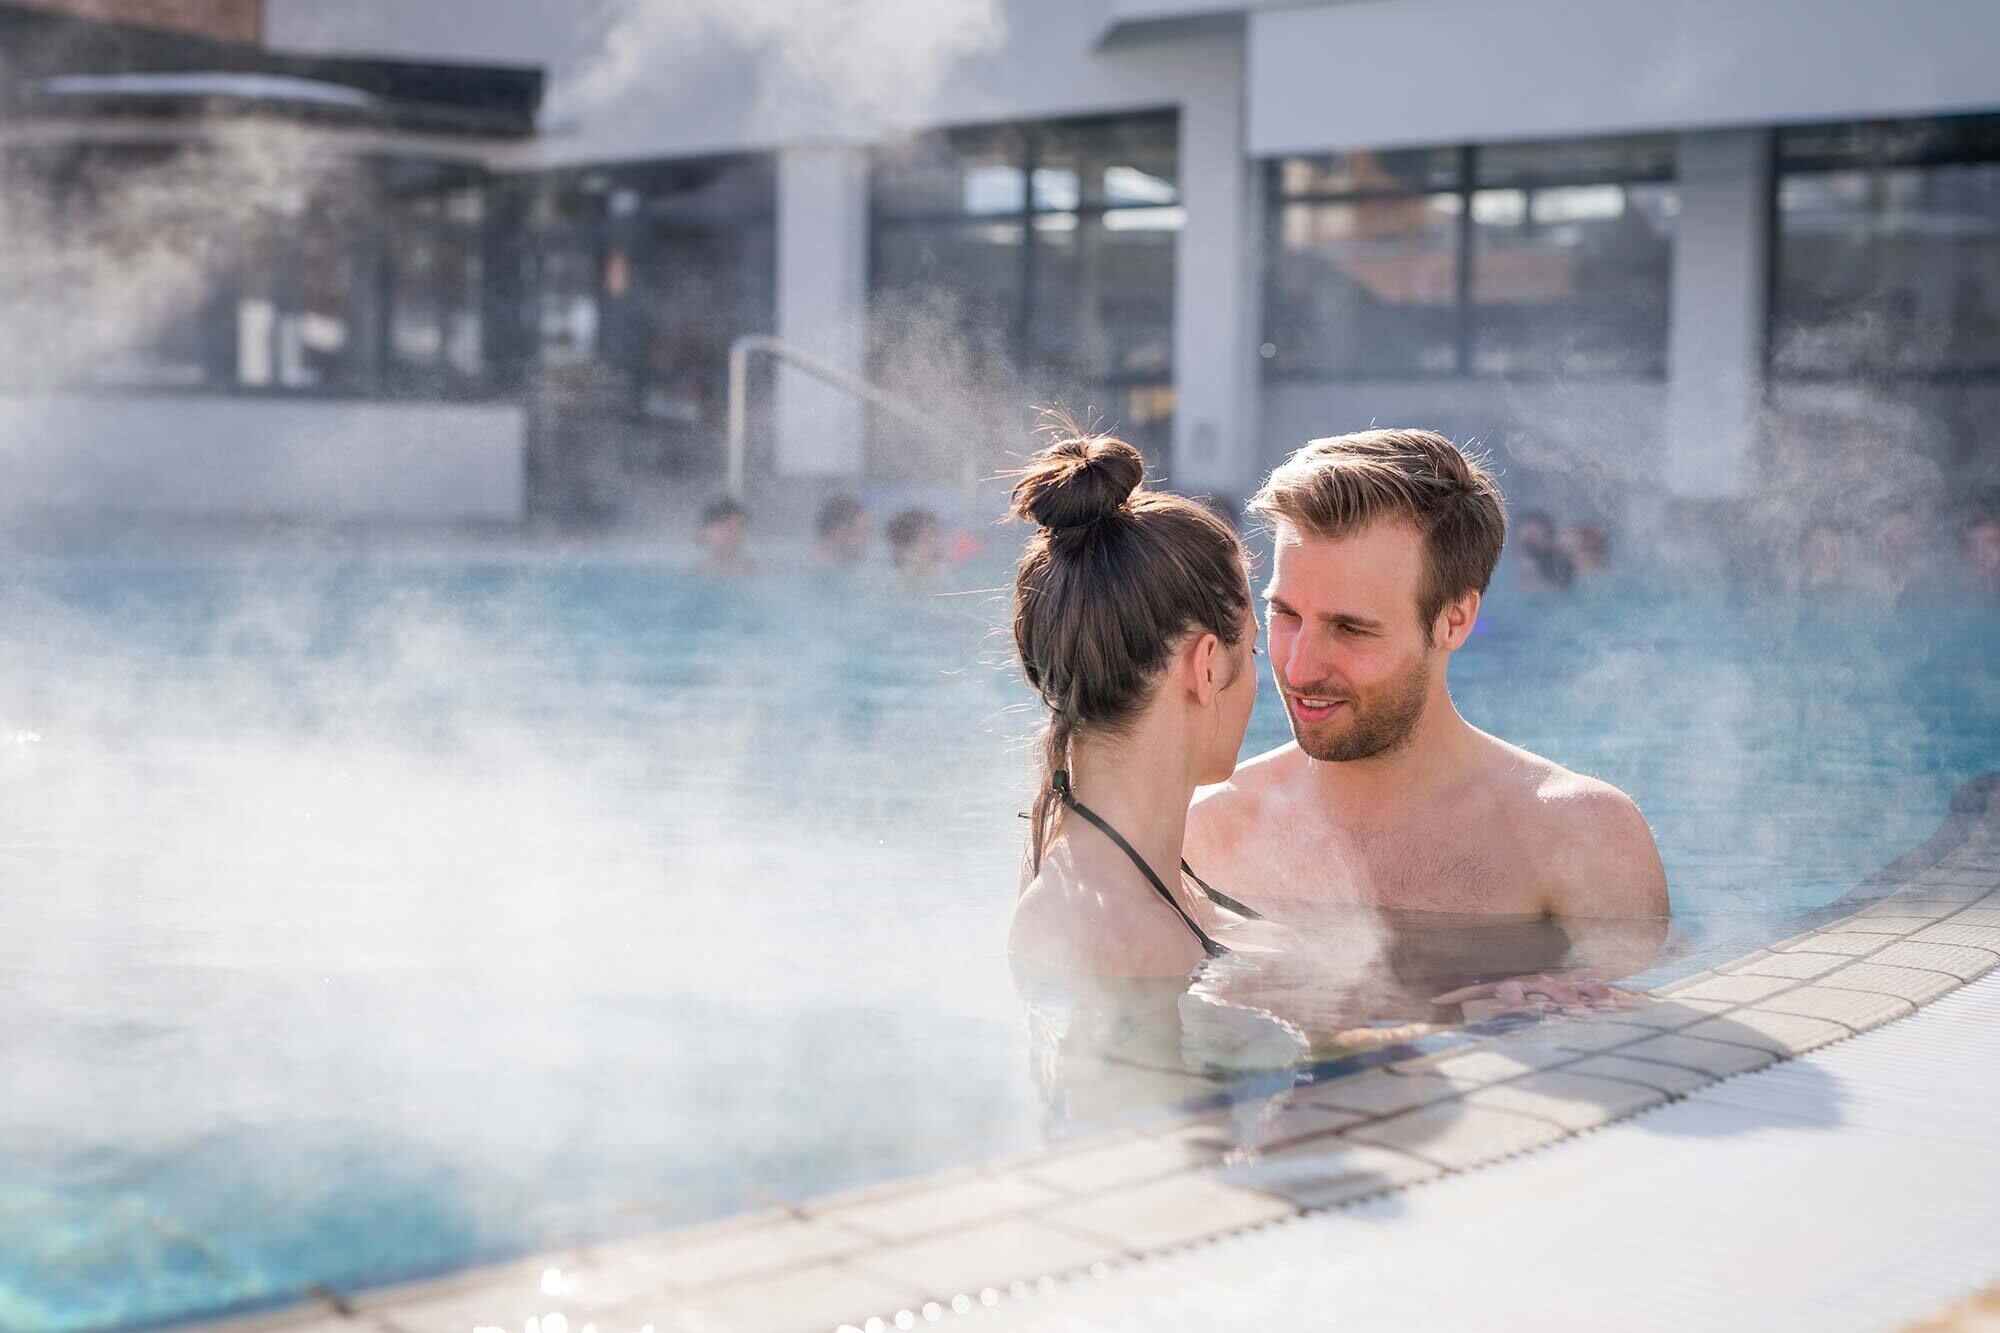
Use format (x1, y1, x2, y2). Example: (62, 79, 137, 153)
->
(1464, 1070, 1668, 1130)
(1039, 1173, 1297, 1253)
(850, 1218, 1124, 1300)
(1345, 1102, 1567, 1169)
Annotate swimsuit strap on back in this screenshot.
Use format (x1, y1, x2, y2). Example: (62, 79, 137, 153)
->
(1181, 863, 1265, 922)
(1051, 770, 1230, 959)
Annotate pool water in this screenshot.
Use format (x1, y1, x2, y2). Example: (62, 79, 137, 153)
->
(0, 544, 1992, 1331)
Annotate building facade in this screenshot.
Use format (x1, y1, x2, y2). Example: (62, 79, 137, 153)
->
(6, 0, 1998, 542)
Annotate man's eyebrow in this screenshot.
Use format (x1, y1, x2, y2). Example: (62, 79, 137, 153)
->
(1262, 592, 1384, 631)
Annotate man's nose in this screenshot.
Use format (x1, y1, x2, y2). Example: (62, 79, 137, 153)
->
(1283, 631, 1333, 688)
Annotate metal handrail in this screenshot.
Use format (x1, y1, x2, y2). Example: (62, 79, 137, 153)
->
(725, 334, 974, 502)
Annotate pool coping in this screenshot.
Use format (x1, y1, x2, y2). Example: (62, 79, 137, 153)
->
(181, 773, 2000, 1333)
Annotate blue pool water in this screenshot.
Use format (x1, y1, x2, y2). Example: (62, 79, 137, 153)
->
(0, 543, 1993, 1330)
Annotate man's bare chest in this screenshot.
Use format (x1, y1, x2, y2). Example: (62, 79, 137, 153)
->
(1237, 815, 1543, 914)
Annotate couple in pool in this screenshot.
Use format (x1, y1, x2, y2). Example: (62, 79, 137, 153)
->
(1005, 421, 1668, 1010)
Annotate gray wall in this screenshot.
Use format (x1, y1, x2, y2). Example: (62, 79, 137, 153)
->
(1248, 0, 2000, 155)
(0, 396, 526, 522)
(268, 0, 1242, 165)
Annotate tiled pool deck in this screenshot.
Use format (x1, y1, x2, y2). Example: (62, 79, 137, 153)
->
(196, 775, 2000, 1333)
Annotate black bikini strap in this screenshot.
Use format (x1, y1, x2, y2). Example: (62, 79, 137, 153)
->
(1180, 862, 1265, 922)
(1052, 770, 1228, 959)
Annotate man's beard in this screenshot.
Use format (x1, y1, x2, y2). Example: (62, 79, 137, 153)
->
(1287, 653, 1431, 763)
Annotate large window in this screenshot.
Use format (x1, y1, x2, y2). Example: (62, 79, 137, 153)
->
(1265, 136, 1677, 379)
(525, 156, 775, 412)
(870, 112, 1179, 459)
(1772, 114, 2000, 379)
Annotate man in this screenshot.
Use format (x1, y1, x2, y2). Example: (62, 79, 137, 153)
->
(1185, 430, 1668, 924)
(816, 494, 871, 566)
(886, 507, 943, 590)
(1513, 509, 1576, 592)
(697, 495, 754, 576)
(1964, 505, 2000, 597)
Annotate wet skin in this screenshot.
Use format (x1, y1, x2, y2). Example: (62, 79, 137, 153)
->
(1184, 518, 1669, 946)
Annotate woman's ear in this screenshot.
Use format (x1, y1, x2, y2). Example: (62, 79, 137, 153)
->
(1187, 632, 1223, 707)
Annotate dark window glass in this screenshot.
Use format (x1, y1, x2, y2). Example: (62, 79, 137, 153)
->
(1773, 160, 2000, 376)
(872, 126, 1029, 219)
(1778, 113, 2000, 171)
(1470, 182, 1676, 375)
(1027, 208, 1180, 382)
(1274, 148, 1462, 197)
(1477, 135, 1675, 186)
(1265, 134, 1675, 378)
(1265, 195, 1463, 376)
(1038, 115, 1181, 208)
(868, 111, 1179, 464)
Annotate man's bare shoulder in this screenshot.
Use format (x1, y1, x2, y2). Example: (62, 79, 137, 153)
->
(1187, 743, 1303, 847)
(1481, 737, 1668, 916)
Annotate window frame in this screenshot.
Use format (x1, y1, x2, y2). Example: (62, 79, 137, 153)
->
(1263, 141, 1678, 382)
(1767, 113, 2000, 385)
(868, 108, 1182, 391)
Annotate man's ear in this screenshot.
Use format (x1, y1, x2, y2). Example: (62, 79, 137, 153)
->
(1434, 590, 1481, 652)
(1187, 632, 1223, 707)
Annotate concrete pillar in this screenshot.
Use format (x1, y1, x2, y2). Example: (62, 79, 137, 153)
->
(1170, 47, 1261, 501)
(1663, 128, 1772, 499)
(774, 144, 869, 479)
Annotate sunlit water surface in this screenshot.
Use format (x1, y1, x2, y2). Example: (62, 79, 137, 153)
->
(0, 546, 1993, 1330)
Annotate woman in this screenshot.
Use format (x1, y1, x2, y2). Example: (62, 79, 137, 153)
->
(1007, 420, 1262, 978)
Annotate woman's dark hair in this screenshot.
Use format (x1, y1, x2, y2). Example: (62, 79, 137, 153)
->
(1010, 413, 1251, 872)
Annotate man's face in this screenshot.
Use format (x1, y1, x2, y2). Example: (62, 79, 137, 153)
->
(827, 514, 870, 563)
(1518, 517, 1555, 549)
(1264, 519, 1436, 763)
(703, 516, 746, 558)
(1970, 520, 2000, 577)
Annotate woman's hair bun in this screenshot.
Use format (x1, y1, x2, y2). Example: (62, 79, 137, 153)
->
(1009, 419, 1146, 532)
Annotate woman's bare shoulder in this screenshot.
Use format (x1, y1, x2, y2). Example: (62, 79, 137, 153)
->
(1010, 842, 1205, 979)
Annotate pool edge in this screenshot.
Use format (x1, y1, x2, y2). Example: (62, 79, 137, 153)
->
(176, 772, 2000, 1333)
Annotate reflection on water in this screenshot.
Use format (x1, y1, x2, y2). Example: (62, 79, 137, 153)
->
(1018, 908, 1674, 1135)
(0, 547, 1991, 1328)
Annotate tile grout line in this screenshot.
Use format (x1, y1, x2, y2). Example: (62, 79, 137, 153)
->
(182, 785, 2000, 1333)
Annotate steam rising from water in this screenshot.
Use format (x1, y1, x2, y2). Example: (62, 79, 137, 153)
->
(550, 0, 1008, 139)
(0, 122, 335, 395)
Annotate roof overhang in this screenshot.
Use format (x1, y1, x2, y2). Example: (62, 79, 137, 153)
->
(0, 2, 543, 138)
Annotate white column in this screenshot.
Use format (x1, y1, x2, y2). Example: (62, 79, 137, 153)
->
(1663, 128, 1772, 499)
(1171, 47, 1261, 499)
(774, 144, 870, 479)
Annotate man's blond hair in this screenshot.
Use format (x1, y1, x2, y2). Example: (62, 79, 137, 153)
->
(1249, 428, 1507, 634)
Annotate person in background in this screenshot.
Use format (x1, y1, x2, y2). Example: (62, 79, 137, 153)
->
(1967, 506, 2000, 597)
(886, 507, 944, 589)
(1798, 521, 1848, 593)
(1566, 523, 1611, 577)
(1514, 510, 1576, 592)
(1862, 504, 1930, 602)
(697, 495, 754, 577)
(816, 494, 870, 566)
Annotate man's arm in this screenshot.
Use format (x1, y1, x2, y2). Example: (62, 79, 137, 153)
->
(1544, 781, 1670, 918)
(1542, 781, 1671, 976)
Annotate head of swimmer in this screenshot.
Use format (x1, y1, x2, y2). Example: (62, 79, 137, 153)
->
(1250, 429, 1506, 764)
(1010, 412, 1258, 868)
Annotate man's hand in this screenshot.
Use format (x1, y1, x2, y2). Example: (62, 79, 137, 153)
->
(1431, 973, 1633, 1018)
